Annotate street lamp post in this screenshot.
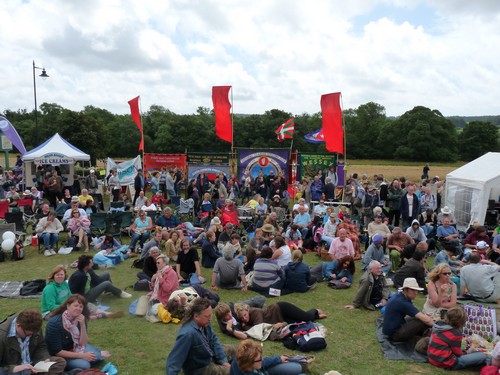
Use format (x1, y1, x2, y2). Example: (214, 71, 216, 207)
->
(33, 60, 49, 144)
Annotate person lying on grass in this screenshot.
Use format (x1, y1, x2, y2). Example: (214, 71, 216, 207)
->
(234, 301, 327, 331)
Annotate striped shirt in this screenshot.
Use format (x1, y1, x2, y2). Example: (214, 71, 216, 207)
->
(427, 321, 462, 368)
(253, 258, 282, 288)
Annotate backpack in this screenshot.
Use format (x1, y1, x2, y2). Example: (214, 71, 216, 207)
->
(20, 279, 46, 296)
(283, 321, 327, 352)
(133, 279, 151, 291)
(131, 258, 144, 269)
(11, 242, 24, 261)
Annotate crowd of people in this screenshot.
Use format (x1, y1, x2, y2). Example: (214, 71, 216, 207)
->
(3, 162, 500, 374)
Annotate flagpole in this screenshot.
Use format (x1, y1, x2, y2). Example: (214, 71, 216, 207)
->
(230, 86, 236, 177)
(139, 96, 145, 171)
(340, 93, 347, 163)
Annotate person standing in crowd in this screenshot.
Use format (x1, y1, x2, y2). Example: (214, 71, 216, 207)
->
(108, 169, 121, 202)
(387, 179, 403, 227)
(133, 169, 144, 205)
(85, 169, 99, 195)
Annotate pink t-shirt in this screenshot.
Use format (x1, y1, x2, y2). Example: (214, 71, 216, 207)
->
(328, 237, 354, 259)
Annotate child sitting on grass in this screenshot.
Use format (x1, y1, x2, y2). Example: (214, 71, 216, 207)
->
(427, 307, 487, 370)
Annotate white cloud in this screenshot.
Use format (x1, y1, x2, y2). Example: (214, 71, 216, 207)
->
(1, 0, 499, 118)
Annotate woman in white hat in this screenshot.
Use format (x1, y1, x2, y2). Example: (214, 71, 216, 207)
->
(437, 206, 456, 226)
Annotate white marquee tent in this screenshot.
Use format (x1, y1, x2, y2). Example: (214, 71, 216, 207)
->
(445, 152, 500, 231)
(22, 133, 90, 187)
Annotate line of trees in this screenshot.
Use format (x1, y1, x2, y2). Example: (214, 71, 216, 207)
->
(2, 102, 498, 164)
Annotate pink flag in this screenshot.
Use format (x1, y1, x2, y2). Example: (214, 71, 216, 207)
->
(321, 92, 344, 154)
(212, 86, 232, 143)
(128, 96, 144, 151)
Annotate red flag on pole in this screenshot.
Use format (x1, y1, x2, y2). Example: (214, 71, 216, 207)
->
(128, 96, 144, 151)
(321, 92, 344, 154)
(212, 86, 232, 143)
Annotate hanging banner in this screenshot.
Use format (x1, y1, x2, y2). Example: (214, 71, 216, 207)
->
(143, 153, 187, 178)
(336, 161, 346, 187)
(298, 153, 336, 181)
(106, 156, 142, 186)
(188, 153, 230, 165)
(187, 153, 230, 181)
(238, 149, 289, 182)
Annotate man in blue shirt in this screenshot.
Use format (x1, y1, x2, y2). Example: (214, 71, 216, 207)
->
(382, 277, 433, 342)
(293, 206, 311, 238)
(167, 298, 233, 375)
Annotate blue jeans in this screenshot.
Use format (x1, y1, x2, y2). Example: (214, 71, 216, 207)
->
(66, 344, 103, 370)
(267, 361, 304, 375)
(40, 232, 59, 249)
(452, 351, 487, 369)
(129, 231, 150, 250)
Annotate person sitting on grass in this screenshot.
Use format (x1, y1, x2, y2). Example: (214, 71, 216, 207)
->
(231, 339, 303, 375)
(176, 238, 206, 285)
(42, 264, 122, 321)
(250, 246, 284, 294)
(394, 247, 428, 294)
(166, 298, 232, 375)
(45, 294, 110, 372)
(387, 227, 415, 272)
(284, 250, 317, 293)
(459, 252, 500, 303)
(382, 277, 434, 343)
(311, 255, 355, 285)
(362, 233, 391, 274)
(137, 246, 160, 282)
(427, 307, 487, 370)
(68, 255, 132, 302)
(140, 229, 163, 259)
(148, 254, 178, 306)
(0, 308, 67, 375)
(345, 260, 390, 311)
(202, 230, 221, 268)
(433, 244, 461, 275)
(422, 264, 457, 320)
(211, 245, 247, 292)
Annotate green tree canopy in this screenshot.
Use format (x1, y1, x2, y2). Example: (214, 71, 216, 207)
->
(458, 121, 499, 161)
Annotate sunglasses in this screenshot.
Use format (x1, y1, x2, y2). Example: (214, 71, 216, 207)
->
(442, 272, 452, 275)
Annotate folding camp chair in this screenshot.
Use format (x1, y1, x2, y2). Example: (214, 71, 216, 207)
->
(90, 212, 107, 236)
(120, 211, 134, 238)
(5, 211, 26, 244)
(106, 212, 123, 240)
(109, 201, 125, 213)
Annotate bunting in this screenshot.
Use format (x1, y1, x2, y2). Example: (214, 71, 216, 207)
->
(128, 96, 144, 151)
(320, 92, 344, 154)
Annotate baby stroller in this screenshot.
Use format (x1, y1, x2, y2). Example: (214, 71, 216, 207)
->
(175, 198, 195, 222)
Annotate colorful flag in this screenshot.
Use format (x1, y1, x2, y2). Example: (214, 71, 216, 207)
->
(304, 129, 325, 144)
(320, 92, 344, 154)
(275, 118, 295, 142)
(0, 116, 27, 154)
(128, 96, 144, 151)
(212, 86, 232, 143)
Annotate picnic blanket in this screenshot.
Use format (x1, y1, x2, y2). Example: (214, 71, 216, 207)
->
(375, 316, 427, 362)
(0, 281, 42, 299)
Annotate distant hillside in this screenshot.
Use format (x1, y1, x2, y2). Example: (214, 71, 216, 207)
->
(446, 116, 500, 128)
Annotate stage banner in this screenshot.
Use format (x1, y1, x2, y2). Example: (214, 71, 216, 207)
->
(238, 149, 289, 181)
(298, 153, 336, 181)
(143, 153, 187, 178)
(106, 156, 142, 186)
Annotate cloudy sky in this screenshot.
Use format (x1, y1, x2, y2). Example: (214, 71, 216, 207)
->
(1, 0, 499, 117)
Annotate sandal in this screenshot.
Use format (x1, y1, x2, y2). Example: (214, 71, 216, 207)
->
(84, 248, 89, 252)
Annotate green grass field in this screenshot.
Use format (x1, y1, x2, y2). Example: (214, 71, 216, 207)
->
(0, 240, 476, 375)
